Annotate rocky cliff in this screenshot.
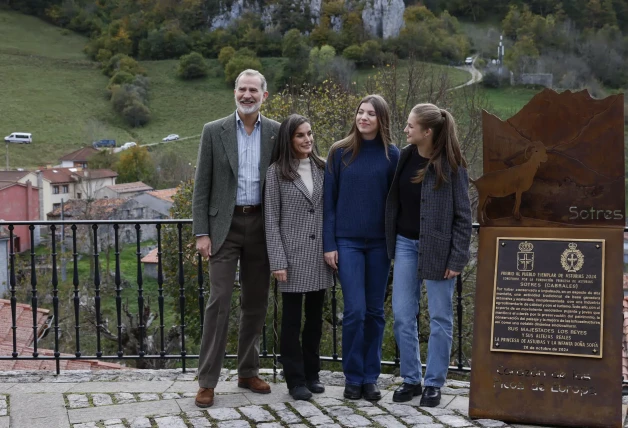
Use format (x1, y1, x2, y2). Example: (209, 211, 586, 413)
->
(209, 0, 405, 39)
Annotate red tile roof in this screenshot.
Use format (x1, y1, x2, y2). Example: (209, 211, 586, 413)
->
(59, 147, 99, 162)
(40, 168, 118, 184)
(146, 188, 177, 203)
(0, 300, 123, 371)
(47, 198, 126, 218)
(73, 169, 118, 180)
(106, 181, 153, 193)
(0, 171, 31, 182)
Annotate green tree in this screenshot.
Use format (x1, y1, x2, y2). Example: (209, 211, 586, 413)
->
(177, 51, 209, 79)
(279, 29, 310, 87)
(224, 56, 263, 86)
(218, 46, 236, 68)
(122, 100, 151, 127)
(342, 44, 364, 62)
(116, 146, 155, 183)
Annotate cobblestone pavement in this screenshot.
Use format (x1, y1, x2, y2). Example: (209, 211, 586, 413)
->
(0, 369, 624, 427)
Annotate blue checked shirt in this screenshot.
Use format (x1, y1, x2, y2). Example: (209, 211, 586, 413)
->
(235, 111, 262, 205)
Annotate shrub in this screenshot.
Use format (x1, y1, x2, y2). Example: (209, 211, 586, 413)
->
(225, 56, 263, 86)
(103, 54, 145, 77)
(122, 101, 151, 127)
(96, 49, 112, 64)
(108, 71, 135, 89)
(177, 52, 209, 79)
(342, 44, 363, 62)
(361, 40, 383, 66)
(218, 46, 236, 68)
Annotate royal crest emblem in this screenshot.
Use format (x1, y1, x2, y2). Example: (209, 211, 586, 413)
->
(516, 241, 534, 271)
(561, 242, 585, 272)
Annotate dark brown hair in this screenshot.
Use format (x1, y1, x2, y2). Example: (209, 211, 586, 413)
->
(410, 103, 467, 188)
(328, 94, 394, 169)
(271, 114, 325, 181)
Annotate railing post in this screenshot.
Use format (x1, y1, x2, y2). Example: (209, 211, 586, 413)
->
(157, 225, 166, 358)
(92, 224, 102, 358)
(177, 223, 186, 372)
(72, 224, 81, 357)
(135, 224, 145, 358)
(332, 273, 338, 361)
(29, 225, 38, 358)
(114, 224, 123, 358)
(8, 225, 17, 358)
(50, 225, 61, 374)
(456, 274, 464, 370)
(197, 253, 205, 340)
(273, 278, 278, 382)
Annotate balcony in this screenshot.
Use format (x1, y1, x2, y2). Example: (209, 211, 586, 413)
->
(0, 220, 623, 427)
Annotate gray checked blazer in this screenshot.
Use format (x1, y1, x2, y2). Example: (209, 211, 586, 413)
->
(385, 145, 472, 280)
(192, 112, 280, 254)
(264, 159, 334, 293)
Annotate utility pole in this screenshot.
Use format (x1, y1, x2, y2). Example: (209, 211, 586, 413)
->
(5, 143, 8, 171)
(498, 35, 505, 75)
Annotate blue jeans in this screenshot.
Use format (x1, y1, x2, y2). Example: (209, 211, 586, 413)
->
(337, 237, 390, 386)
(392, 235, 455, 387)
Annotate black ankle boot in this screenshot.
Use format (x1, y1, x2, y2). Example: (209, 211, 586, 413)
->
(306, 379, 325, 393)
(393, 383, 422, 402)
(343, 384, 362, 399)
(419, 386, 441, 407)
(362, 383, 382, 401)
(289, 385, 313, 401)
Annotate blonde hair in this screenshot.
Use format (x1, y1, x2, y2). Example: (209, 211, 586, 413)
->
(410, 103, 467, 188)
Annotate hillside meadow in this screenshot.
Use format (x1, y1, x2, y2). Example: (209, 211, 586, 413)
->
(0, 8, 543, 169)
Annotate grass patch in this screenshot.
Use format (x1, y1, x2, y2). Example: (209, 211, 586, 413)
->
(482, 86, 541, 119)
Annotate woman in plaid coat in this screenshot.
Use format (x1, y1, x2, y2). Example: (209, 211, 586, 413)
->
(385, 103, 472, 407)
(264, 114, 333, 401)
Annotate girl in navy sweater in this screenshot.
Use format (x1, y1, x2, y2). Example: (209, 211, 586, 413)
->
(323, 94, 400, 400)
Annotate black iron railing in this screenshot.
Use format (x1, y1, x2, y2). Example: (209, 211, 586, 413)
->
(0, 220, 477, 377)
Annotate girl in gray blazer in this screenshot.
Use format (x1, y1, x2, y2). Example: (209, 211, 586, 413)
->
(385, 103, 472, 407)
(264, 114, 334, 401)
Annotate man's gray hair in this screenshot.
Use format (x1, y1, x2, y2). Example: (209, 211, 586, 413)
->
(234, 69, 268, 92)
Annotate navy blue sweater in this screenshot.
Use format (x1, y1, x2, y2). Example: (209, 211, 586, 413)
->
(323, 138, 400, 252)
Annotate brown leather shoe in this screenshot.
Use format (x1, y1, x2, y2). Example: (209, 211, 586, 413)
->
(195, 387, 214, 408)
(238, 376, 271, 394)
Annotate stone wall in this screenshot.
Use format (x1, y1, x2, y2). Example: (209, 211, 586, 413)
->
(510, 72, 554, 88)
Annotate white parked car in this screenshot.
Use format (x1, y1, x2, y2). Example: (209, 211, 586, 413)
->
(162, 134, 180, 141)
(465, 57, 474, 65)
(120, 142, 137, 150)
(4, 132, 32, 144)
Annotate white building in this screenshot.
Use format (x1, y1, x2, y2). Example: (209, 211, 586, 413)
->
(40, 168, 118, 216)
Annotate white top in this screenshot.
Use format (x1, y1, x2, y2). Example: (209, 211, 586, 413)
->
(298, 158, 313, 196)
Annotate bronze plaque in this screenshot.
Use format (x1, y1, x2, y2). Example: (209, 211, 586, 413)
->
(491, 238, 604, 358)
(469, 228, 623, 428)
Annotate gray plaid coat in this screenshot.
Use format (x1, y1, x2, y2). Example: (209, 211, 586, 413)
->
(385, 145, 472, 280)
(264, 159, 334, 293)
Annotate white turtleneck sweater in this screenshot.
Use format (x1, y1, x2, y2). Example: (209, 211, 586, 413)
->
(297, 158, 313, 196)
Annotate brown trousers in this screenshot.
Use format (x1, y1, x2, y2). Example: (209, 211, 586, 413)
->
(197, 211, 270, 388)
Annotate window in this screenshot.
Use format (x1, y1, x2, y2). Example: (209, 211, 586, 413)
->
(62, 185, 69, 194)
(133, 208, 144, 217)
(77, 193, 82, 199)
(53, 186, 59, 194)
(53, 203, 61, 211)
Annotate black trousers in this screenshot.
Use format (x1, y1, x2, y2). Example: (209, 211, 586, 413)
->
(280, 289, 326, 389)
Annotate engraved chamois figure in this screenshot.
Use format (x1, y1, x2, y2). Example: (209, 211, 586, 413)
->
(471, 140, 548, 223)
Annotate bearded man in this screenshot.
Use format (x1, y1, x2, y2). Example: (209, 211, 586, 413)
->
(192, 69, 280, 408)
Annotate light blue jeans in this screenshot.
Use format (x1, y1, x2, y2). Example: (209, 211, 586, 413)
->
(392, 234, 455, 387)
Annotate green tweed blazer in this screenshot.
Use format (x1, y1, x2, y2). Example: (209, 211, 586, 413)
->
(192, 112, 280, 253)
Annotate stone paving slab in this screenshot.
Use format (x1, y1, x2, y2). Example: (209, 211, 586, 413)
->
(68, 399, 181, 424)
(0, 370, 627, 428)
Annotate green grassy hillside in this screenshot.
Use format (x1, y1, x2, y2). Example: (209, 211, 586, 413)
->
(1, 9, 542, 170)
